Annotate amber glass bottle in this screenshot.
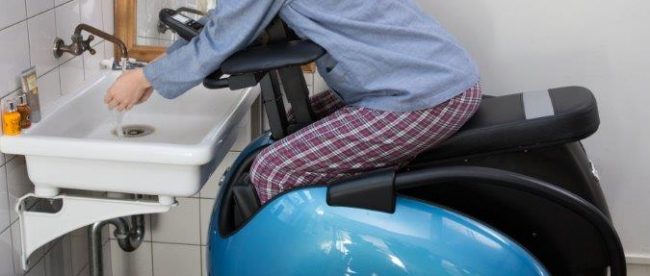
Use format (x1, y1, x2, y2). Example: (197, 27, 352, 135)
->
(17, 93, 31, 129)
(2, 100, 21, 136)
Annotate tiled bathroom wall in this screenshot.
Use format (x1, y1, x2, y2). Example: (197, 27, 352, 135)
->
(0, 0, 115, 275)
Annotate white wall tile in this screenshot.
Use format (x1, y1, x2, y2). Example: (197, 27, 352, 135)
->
(0, 229, 15, 276)
(28, 10, 59, 77)
(83, 41, 105, 84)
(152, 243, 201, 276)
(110, 240, 153, 276)
(59, 57, 85, 95)
(0, 0, 27, 30)
(25, 257, 46, 276)
(43, 238, 73, 276)
(199, 152, 238, 198)
(0, 166, 9, 233)
(101, 239, 112, 276)
(38, 68, 62, 117)
(101, 0, 114, 35)
(201, 246, 208, 276)
(6, 156, 33, 223)
(150, 197, 200, 245)
(80, 0, 103, 31)
(55, 0, 81, 64)
(199, 198, 214, 246)
(0, 22, 31, 96)
(26, 0, 55, 18)
(69, 227, 88, 276)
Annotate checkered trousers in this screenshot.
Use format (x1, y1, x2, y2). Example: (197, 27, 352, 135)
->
(250, 84, 482, 204)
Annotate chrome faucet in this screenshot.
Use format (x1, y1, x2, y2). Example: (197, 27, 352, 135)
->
(53, 24, 138, 70)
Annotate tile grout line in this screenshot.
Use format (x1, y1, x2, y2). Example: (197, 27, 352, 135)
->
(25, 5, 57, 22)
(54, 4, 65, 99)
(198, 196, 205, 275)
(1, 158, 11, 234)
(25, 9, 33, 71)
(0, 225, 10, 238)
(0, 1, 74, 33)
(78, 0, 87, 83)
(6, 219, 16, 276)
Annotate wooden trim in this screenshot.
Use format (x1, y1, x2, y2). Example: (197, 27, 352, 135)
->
(115, 0, 164, 62)
(113, 0, 315, 71)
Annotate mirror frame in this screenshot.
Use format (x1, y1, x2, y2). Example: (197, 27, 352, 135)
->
(113, 0, 315, 72)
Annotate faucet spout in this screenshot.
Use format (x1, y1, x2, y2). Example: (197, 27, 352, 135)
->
(54, 24, 129, 68)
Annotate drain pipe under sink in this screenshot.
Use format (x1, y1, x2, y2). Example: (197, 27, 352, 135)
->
(88, 214, 146, 276)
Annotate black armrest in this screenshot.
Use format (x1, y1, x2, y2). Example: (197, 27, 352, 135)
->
(203, 70, 229, 89)
(221, 40, 325, 75)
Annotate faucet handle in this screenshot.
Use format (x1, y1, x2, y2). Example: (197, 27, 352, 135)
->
(82, 35, 96, 55)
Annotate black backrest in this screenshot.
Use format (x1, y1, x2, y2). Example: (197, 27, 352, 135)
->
(203, 18, 324, 140)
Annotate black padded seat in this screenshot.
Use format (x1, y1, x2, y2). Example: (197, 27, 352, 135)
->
(416, 86, 600, 161)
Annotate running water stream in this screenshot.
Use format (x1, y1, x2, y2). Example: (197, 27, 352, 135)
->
(113, 59, 129, 138)
(114, 110, 125, 138)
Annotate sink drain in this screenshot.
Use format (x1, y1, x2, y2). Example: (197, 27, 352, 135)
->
(113, 125, 155, 138)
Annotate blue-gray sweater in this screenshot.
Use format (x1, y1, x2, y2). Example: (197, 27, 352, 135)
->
(144, 0, 479, 112)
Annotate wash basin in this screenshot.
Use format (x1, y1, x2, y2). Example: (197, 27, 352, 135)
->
(0, 70, 260, 199)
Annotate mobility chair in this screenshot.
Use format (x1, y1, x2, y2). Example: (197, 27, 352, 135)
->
(161, 12, 625, 276)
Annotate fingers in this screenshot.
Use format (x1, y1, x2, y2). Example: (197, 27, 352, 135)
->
(104, 93, 112, 104)
(107, 98, 120, 110)
(105, 70, 153, 111)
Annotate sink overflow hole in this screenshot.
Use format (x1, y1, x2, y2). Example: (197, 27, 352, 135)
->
(113, 125, 155, 138)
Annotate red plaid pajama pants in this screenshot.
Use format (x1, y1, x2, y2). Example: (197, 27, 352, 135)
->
(250, 84, 482, 204)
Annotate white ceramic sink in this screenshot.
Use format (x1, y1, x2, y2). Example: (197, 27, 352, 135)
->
(0, 70, 260, 199)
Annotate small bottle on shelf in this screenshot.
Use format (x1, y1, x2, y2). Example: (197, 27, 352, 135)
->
(21, 67, 41, 123)
(2, 100, 22, 136)
(17, 93, 31, 129)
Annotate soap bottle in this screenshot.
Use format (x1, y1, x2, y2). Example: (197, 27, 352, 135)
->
(2, 100, 21, 136)
(17, 93, 31, 129)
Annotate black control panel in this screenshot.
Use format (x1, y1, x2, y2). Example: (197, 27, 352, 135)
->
(159, 8, 204, 41)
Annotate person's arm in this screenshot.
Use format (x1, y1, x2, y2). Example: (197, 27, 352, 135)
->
(166, 39, 188, 54)
(105, 1, 284, 111)
(144, 0, 285, 99)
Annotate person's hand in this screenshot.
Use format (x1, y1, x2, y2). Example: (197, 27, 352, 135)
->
(104, 68, 153, 111)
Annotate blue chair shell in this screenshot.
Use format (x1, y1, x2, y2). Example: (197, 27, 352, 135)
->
(208, 187, 549, 276)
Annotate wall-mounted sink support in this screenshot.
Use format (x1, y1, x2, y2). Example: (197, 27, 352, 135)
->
(17, 193, 175, 270)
